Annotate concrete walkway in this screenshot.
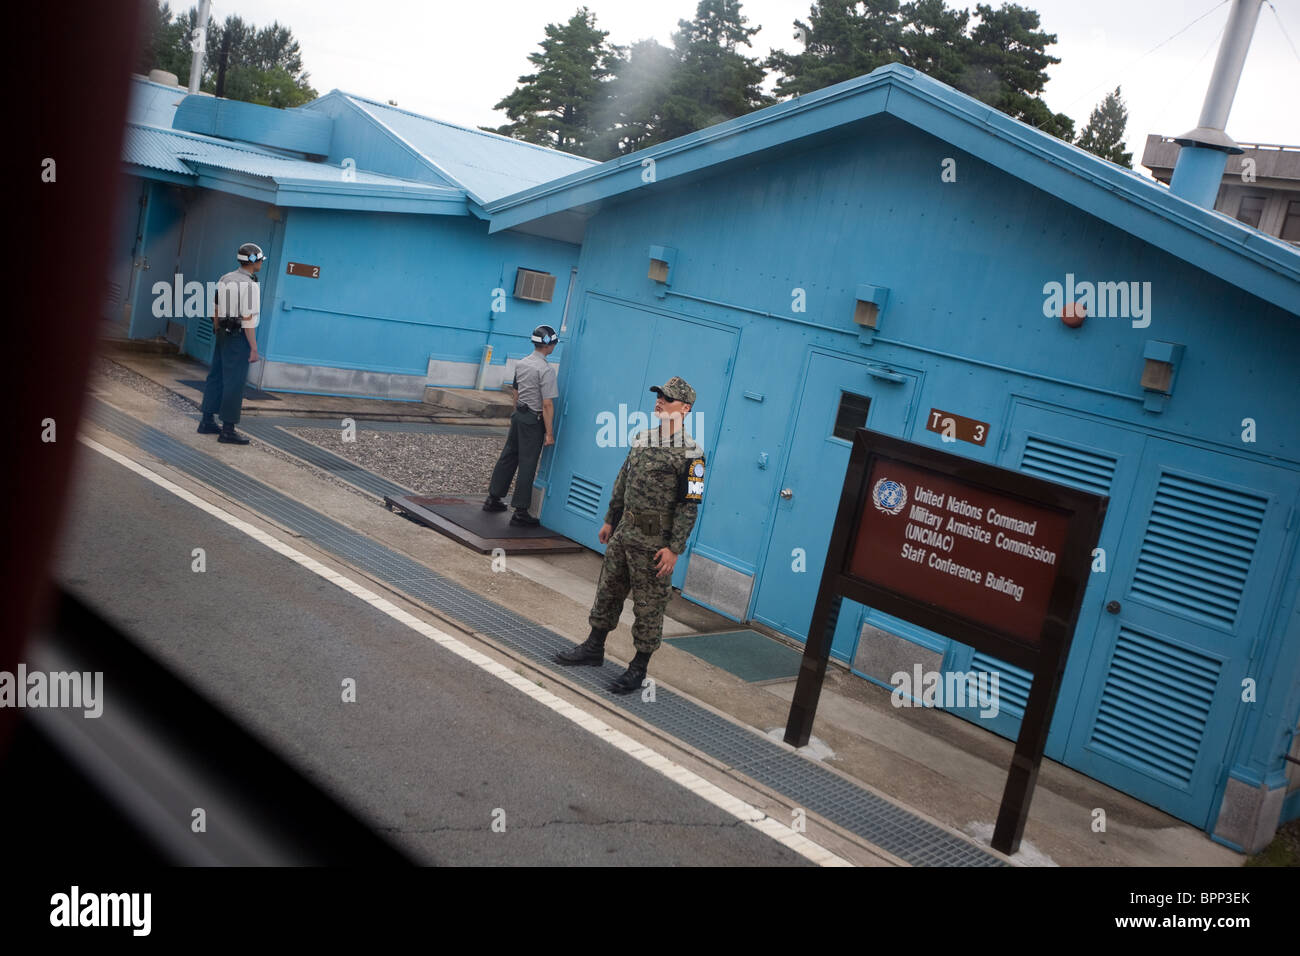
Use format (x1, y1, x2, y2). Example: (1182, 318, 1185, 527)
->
(80, 349, 1244, 867)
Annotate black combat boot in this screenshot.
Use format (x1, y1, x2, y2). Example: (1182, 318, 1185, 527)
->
(610, 650, 652, 694)
(555, 628, 608, 666)
(218, 423, 250, 445)
(196, 415, 220, 435)
(510, 509, 540, 527)
(482, 495, 507, 512)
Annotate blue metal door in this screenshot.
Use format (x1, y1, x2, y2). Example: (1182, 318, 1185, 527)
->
(943, 403, 1146, 750)
(1061, 438, 1298, 826)
(751, 350, 916, 656)
(952, 401, 1299, 826)
(544, 294, 737, 589)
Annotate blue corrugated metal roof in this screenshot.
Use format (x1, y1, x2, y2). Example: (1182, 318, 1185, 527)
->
(336, 92, 597, 206)
(122, 123, 466, 212)
(485, 63, 1300, 316)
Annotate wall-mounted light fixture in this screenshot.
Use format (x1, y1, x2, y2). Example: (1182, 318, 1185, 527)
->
(853, 283, 891, 344)
(1140, 340, 1184, 413)
(648, 245, 676, 297)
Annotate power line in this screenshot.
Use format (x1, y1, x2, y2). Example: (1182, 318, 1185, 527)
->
(1267, 1, 1300, 63)
(1046, 0, 1231, 122)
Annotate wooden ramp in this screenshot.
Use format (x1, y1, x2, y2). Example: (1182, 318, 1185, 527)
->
(384, 495, 583, 555)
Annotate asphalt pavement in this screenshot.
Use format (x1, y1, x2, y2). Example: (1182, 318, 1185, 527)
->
(52, 449, 810, 866)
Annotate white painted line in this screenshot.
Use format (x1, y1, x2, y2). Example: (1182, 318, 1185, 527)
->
(81, 437, 854, 867)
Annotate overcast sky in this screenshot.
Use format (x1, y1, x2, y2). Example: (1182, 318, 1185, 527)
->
(178, 0, 1300, 164)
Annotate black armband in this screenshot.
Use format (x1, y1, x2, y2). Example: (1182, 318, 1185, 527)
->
(679, 456, 706, 503)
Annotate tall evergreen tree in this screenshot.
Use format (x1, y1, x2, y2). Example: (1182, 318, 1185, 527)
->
(898, 0, 971, 89)
(769, 0, 904, 98)
(594, 39, 678, 156)
(768, 1, 1075, 140)
(657, 0, 774, 142)
(1075, 87, 1132, 167)
(964, 3, 1073, 139)
(492, 8, 619, 157)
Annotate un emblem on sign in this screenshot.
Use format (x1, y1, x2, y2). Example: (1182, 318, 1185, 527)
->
(872, 478, 907, 516)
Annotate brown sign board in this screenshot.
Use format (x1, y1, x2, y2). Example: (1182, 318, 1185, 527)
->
(286, 262, 320, 278)
(849, 458, 1071, 648)
(925, 408, 989, 446)
(784, 429, 1107, 855)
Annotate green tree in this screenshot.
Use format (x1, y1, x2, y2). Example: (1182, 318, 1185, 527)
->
(209, 16, 317, 107)
(594, 39, 678, 156)
(899, 0, 971, 89)
(769, 0, 904, 98)
(492, 7, 620, 156)
(768, 1, 1075, 140)
(657, 0, 774, 142)
(135, 3, 316, 108)
(1075, 87, 1132, 167)
(965, 3, 1073, 138)
(136, 0, 188, 78)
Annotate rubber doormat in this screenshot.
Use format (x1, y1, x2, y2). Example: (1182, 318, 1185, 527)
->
(666, 630, 804, 683)
(178, 379, 281, 401)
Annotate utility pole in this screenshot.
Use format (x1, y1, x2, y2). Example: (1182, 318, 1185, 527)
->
(187, 0, 213, 95)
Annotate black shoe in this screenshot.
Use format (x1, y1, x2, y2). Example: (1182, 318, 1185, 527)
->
(218, 425, 250, 445)
(610, 663, 648, 695)
(610, 651, 651, 694)
(555, 629, 608, 666)
(196, 418, 220, 435)
(510, 510, 540, 526)
(482, 496, 507, 512)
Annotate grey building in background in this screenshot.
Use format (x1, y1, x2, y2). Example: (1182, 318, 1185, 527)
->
(1143, 134, 1300, 243)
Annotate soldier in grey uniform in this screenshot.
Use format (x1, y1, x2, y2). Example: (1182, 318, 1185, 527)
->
(197, 242, 264, 445)
(556, 376, 706, 694)
(484, 325, 559, 526)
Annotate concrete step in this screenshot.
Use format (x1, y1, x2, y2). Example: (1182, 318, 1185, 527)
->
(423, 386, 513, 418)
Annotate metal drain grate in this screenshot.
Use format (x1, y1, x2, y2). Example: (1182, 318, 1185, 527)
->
(86, 399, 1008, 867)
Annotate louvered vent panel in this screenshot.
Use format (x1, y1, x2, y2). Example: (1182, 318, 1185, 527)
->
(969, 652, 1032, 719)
(565, 473, 603, 520)
(1088, 626, 1220, 786)
(514, 268, 556, 303)
(191, 313, 214, 349)
(1130, 473, 1267, 629)
(1019, 435, 1117, 496)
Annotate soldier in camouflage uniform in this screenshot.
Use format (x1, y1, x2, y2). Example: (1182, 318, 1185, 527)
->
(556, 376, 706, 694)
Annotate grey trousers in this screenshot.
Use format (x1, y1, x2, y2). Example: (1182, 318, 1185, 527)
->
(488, 408, 545, 510)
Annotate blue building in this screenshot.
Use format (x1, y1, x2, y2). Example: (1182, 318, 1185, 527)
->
(484, 64, 1300, 851)
(114, 74, 594, 397)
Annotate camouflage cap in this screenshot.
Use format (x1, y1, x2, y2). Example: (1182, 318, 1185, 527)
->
(650, 376, 696, 405)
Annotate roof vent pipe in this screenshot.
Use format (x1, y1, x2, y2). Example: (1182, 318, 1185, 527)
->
(1169, 0, 1264, 209)
(187, 0, 213, 95)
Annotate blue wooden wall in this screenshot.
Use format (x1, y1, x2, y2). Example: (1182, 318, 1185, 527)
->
(265, 208, 578, 381)
(540, 112, 1300, 834)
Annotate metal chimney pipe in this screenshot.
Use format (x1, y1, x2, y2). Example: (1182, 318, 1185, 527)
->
(1196, 0, 1265, 131)
(187, 0, 213, 95)
(1169, 0, 1264, 208)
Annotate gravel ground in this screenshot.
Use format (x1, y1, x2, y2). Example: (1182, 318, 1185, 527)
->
(88, 357, 378, 504)
(289, 427, 507, 497)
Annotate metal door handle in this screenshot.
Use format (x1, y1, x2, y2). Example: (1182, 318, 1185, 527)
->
(1106, 600, 1121, 614)
(780, 488, 793, 500)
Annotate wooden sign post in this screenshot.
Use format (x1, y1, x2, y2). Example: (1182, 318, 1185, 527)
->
(784, 429, 1107, 855)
